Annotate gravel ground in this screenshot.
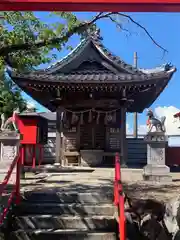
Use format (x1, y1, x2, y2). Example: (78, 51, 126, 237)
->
(123, 181, 180, 202)
(20, 168, 180, 203)
(121, 169, 180, 203)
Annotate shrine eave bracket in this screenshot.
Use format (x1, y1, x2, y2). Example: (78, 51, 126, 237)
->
(1, 1, 180, 12)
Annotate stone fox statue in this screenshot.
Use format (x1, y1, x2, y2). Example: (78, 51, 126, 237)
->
(146, 109, 166, 132)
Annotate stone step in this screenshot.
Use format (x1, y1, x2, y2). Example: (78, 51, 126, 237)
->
(24, 165, 94, 174)
(14, 215, 116, 231)
(15, 203, 115, 216)
(11, 229, 116, 240)
(23, 191, 113, 204)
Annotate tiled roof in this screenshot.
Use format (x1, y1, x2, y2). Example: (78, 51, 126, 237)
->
(10, 69, 175, 84)
(44, 36, 141, 75)
(7, 32, 177, 113)
(20, 112, 56, 121)
(7, 31, 176, 83)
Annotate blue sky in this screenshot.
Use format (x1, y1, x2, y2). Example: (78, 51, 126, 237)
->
(22, 12, 180, 135)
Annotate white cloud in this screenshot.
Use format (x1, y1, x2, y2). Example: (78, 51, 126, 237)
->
(155, 106, 180, 135)
(138, 124, 147, 135)
(126, 123, 132, 134)
(136, 106, 180, 137)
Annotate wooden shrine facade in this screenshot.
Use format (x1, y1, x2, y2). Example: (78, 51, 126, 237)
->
(63, 108, 121, 151)
(8, 31, 176, 167)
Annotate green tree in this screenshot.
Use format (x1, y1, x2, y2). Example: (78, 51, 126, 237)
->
(0, 11, 58, 117)
(0, 78, 27, 118)
(0, 12, 166, 117)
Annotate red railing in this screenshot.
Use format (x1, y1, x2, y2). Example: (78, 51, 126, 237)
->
(114, 152, 125, 240)
(21, 144, 43, 168)
(0, 146, 22, 225)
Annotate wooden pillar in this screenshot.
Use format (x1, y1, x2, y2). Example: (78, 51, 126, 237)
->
(133, 112, 138, 138)
(56, 107, 64, 165)
(120, 107, 127, 167)
(133, 52, 138, 138)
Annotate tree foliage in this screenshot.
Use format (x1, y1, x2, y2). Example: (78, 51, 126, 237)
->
(0, 78, 27, 118)
(0, 12, 79, 117)
(0, 12, 166, 69)
(0, 11, 97, 117)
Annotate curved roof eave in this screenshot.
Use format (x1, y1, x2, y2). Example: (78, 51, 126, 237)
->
(8, 66, 176, 85)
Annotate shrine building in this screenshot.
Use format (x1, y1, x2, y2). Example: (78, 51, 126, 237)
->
(8, 32, 176, 167)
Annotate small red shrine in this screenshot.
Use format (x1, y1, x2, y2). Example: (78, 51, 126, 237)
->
(16, 113, 48, 145)
(14, 112, 48, 167)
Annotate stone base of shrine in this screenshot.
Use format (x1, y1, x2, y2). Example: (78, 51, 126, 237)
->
(143, 164, 172, 182)
(80, 150, 104, 167)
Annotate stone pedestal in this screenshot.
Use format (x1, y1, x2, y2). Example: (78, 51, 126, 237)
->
(143, 132, 171, 182)
(80, 150, 104, 167)
(0, 130, 20, 183)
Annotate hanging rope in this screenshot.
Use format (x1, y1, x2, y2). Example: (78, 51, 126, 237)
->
(65, 108, 120, 125)
(65, 108, 120, 114)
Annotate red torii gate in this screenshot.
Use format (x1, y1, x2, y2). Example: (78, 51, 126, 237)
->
(0, 2, 178, 240)
(1, 0, 180, 12)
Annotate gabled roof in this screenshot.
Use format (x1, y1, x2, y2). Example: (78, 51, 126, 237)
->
(42, 34, 142, 75)
(7, 31, 177, 113)
(8, 31, 176, 82)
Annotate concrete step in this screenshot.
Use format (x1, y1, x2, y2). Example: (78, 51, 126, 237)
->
(15, 203, 115, 216)
(11, 229, 116, 240)
(14, 215, 116, 231)
(23, 191, 113, 204)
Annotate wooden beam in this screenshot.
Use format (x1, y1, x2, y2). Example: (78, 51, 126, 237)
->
(1, 0, 180, 12)
(120, 107, 127, 167)
(64, 99, 120, 109)
(55, 107, 65, 165)
(56, 107, 61, 164)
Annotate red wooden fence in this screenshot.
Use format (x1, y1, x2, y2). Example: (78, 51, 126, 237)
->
(166, 147, 180, 166)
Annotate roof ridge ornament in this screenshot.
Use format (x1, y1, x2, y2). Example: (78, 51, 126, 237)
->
(85, 27, 103, 41)
(164, 62, 173, 71)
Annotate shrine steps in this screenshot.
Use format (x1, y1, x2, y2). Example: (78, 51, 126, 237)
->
(15, 203, 115, 216)
(11, 230, 116, 240)
(9, 188, 117, 240)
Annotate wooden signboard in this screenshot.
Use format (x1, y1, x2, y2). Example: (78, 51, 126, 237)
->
(80, 125, 93, 150)
(64, 127, 78, 151)
(106, 127, 121, 151)
(1, 0, 180, 12)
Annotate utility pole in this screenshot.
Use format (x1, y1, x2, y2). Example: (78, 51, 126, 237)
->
(133, 52, 138, 138)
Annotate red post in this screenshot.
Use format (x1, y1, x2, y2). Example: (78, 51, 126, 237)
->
(15, 150, 21, 204)
(21, 145, 25, 165)
(114, 152, 126, 240)
(114, 153, 118, 205)
(32, 145, 36, 169)
(38, 144, 43, 166)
